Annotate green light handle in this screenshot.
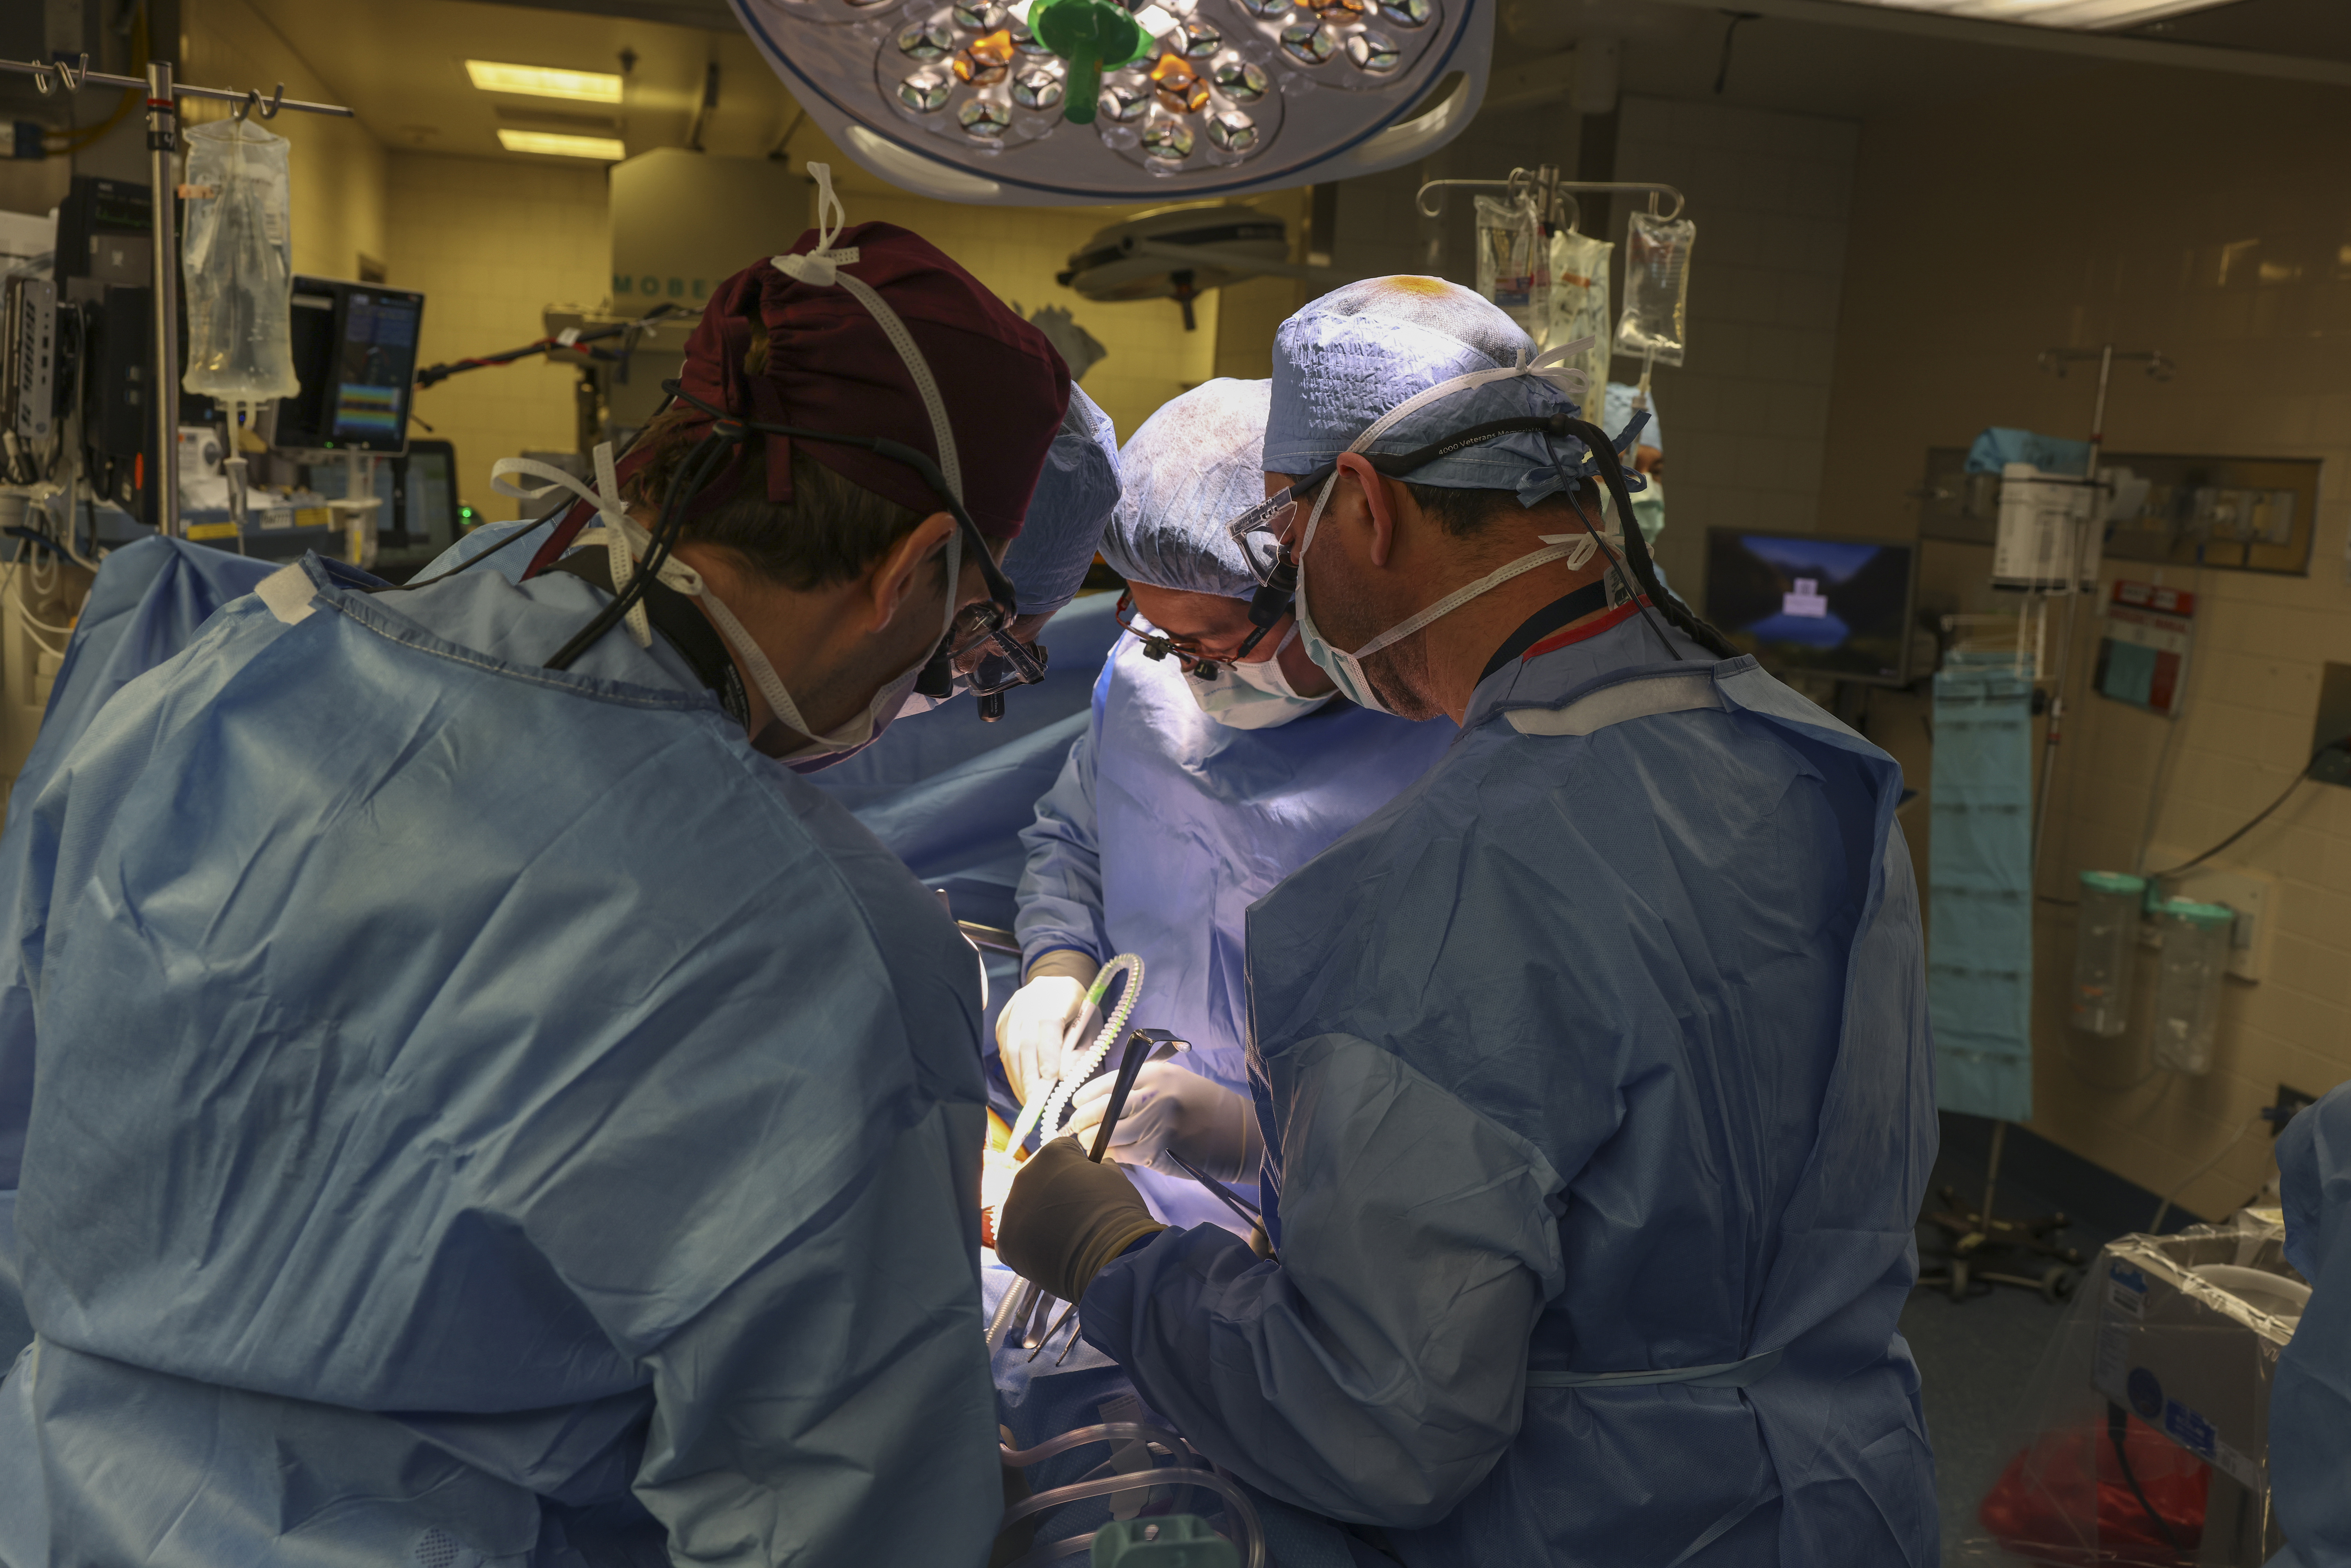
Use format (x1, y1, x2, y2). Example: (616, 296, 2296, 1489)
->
(1062, 51, 1103, 125)
(1031, 0, 1147, 129)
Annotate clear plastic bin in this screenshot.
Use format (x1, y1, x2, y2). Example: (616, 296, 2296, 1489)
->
(2070, 871, 2145, 1037)
(2152, 899, 2235, 1076)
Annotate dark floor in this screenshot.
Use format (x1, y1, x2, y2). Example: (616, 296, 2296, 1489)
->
(1903, 1113, 2195, 1563)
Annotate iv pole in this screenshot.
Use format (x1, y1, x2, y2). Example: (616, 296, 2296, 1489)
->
(0, 54, 355, 540)
(2029, 344, 2173, 885)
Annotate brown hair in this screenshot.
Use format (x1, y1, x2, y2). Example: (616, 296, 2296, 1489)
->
(622, 409, 931, 592)
(621, 319, 930, 591)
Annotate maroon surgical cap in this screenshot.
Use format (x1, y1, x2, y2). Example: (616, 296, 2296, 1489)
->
(527, 221, 1069, 577)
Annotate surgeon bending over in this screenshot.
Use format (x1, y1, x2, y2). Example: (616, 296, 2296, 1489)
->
(1000, 277, 1939, 1566)
(0, 203, 1069, 1568)
(1000, 378, 1453, 1230)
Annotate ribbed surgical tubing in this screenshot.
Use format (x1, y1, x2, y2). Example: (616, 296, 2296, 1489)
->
(1008, 952, 1143, 1152)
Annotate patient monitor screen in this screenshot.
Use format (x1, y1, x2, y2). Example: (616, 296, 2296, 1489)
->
(1703, 529, 1915, 686)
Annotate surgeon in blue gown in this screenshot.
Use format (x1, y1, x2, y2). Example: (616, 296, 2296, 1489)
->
(0, 538, 277, 1366)
(2270, 1080, 2351, 1568)
(0, 212, 1076, 1568)
(997, 277, 1940, 1567)
(999, 378, 1453, 1233)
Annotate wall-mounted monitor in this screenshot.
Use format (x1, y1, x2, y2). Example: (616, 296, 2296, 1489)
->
(1703, 528, 1917, 688)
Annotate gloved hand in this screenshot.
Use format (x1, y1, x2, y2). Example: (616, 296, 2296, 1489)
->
(996, 951, 1099, 1106)
(1066, 1061, 1264, 1184)
(994, 1135, 1166, 1304)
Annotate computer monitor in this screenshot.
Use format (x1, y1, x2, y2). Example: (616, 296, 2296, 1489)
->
(1703, 528, 1917, 687)
(300, 438, 460, 576)
(274, 277, 426, 454)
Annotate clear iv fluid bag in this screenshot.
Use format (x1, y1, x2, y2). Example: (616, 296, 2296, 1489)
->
(181, 118, 300, 401)
(1547, 228, 1612, 404)
(1473, 194, 1548, 344)
(1614, 210, 1694, 368)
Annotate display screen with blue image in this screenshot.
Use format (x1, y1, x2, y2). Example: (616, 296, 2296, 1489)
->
(1703, 528, 1915, 686)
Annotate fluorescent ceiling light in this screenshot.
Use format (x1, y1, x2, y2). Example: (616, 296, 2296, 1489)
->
(497, 129, 628, 160)
(466, 60, 625, 102)
(1827, 0, 2231, 24)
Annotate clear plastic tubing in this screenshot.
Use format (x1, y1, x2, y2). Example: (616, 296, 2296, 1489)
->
(2151, 899, 2234, 1075)
(2070, 871, 2146, 1037)
(997, 1423, 1266, 1568)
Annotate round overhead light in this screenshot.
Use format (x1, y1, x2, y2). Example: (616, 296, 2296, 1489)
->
(728, 0, 1492, 204)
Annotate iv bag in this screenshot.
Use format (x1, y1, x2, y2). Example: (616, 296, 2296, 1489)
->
(1614, 210, 1695, 368)
(181, 118, 300, 401)
(1545, 228, 1612, 409)
(1473, 194, 1548, 343)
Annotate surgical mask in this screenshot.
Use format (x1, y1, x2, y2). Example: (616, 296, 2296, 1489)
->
(1631, 474, 1665, 544)
(493, 451, 958, 764)
(1187, 622, 1332, 729)
(1287, 353, 1621, 716)
(1270, 348, 1617, 719)
(1293, 510, 1598, 717)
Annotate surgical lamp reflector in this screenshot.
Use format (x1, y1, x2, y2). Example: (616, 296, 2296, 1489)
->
(724, 0, 1492, 205)
(465, 60, 627, 102)
(1817, 0, 2236, 26)
(497, 129, 630, 160)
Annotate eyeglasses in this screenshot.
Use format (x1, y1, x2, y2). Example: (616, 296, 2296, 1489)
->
(1224, 413, 1579, 587)
(1115, 592, 1268, 681)
(1216, 412, 1619, 661)
(950, 610, 1051, 697)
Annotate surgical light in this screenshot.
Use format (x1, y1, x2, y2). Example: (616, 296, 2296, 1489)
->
(724, 0, 1492, 205)
(1819, 0, 2234, 26)
(496, 129, 629, 160)
(465, 60, 627, 102)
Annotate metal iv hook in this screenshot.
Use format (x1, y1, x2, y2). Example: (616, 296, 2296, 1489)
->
(32, 52, 91, 94)
(233, 83, 287, 122)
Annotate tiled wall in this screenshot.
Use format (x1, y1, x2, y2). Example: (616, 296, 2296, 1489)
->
(1821, 62, 2351, 1221)
(385, 152, 612, 520)
(1610, 96, 1858, 592)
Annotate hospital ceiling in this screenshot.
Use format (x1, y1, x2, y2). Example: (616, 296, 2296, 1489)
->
(237, 0, 2351, 174)
(237, 0, 800, 165)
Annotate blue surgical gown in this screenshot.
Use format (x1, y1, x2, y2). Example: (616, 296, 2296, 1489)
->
(2272, 1081, 2351, 1568)
(1013, 635, 1454, 1227)
(0, 538, 275, 1366)
(1082, 612, 1941, 1566)
(0, 555, 1002, 1567)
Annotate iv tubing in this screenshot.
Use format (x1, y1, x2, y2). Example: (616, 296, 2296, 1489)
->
(999, 1471, 1266, 1568)
(997, 1423, 1267, 1568)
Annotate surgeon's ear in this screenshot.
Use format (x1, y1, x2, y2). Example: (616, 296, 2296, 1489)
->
(866, 512, 959, 633)
(1334, 453, 1402, 570)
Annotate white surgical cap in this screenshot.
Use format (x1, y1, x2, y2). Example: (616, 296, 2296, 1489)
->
(1265, 276, 1647, 504)
(1100, 378, 1270, 602)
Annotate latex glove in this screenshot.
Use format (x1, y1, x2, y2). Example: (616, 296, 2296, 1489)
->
(995, 950, 1099, 1106)
(1066, 1061, 1264, 1184)
(994, 1135, 1166, 1302)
